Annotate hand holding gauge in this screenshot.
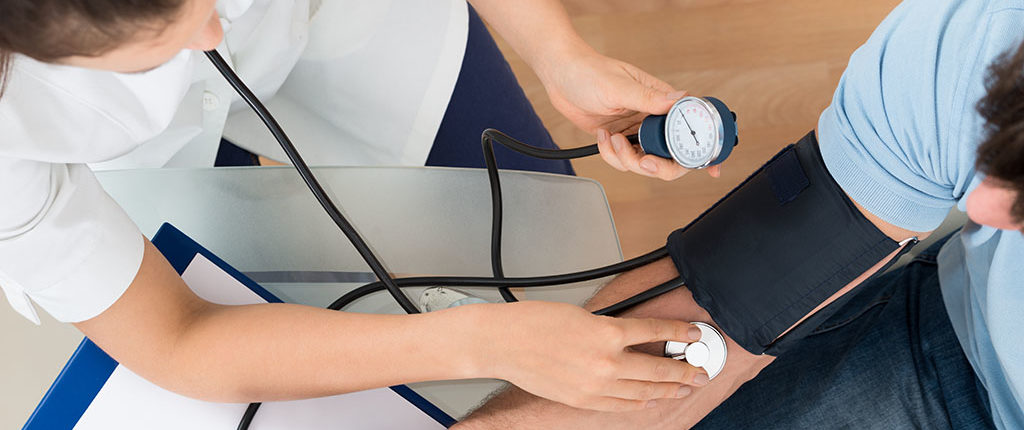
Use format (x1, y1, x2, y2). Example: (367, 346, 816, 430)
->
(637, 96, 738, 169)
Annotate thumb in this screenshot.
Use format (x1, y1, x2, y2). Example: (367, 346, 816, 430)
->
(624, 86, 687, 116)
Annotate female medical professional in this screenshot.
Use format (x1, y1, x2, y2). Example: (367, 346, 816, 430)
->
(0, 0, 709, 412)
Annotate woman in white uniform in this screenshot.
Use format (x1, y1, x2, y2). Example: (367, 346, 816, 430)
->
(0, 0, 709, 412)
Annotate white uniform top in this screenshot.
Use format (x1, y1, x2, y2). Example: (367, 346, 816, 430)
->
(0, 0, 468, 324)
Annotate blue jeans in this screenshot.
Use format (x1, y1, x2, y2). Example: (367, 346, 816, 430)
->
(218, 4, 573, 176)
(695, 234, 995, 429)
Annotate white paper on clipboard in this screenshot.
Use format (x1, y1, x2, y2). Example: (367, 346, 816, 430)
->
(72, 254, 449, 430)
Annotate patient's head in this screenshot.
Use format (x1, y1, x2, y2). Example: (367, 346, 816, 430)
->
(970, 40, 1024, 233)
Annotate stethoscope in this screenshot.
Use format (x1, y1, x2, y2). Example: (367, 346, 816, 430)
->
(203, 50, 735, 429)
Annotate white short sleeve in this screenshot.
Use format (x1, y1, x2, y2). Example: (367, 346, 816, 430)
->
(0, 157, 144, 323)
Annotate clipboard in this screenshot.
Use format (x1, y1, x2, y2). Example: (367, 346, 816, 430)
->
(24, 223, 456, 429)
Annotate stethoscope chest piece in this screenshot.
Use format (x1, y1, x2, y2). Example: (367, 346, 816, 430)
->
(664, 322, 727, 380)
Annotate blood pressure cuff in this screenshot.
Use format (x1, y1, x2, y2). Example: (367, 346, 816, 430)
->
(666, 132, 900, 356)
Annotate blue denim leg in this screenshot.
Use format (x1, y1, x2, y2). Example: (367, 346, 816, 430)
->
(694, 234, 994, 429)
(425, 5, 575, 175)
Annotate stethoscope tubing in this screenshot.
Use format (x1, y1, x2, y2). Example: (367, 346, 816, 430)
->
(205, 50, 687, 430)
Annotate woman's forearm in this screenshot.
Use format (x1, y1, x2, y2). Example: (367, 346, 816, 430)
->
(467, 0, 682, 141)
(77, 239, 705, 410)
(165, 302, 487, 402)
(76, 239, 490, 403)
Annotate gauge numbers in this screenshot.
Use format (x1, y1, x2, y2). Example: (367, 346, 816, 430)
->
(665, 97, 723, 168)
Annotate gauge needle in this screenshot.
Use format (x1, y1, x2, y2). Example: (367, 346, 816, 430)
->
(681, 114, 700, 146)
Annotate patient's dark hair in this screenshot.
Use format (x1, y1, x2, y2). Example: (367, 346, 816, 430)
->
(976, 39, 1024, 224)
(0, 0, 184, 94)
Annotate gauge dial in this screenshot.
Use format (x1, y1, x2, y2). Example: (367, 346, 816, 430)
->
(665, 97, 724, 169)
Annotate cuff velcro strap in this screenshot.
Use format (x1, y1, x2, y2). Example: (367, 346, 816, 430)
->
(666, 132, 898, 355)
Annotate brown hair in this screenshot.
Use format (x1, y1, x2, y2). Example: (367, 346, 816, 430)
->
(976, 39, 1024, 224)
(0, 0, 185, 93)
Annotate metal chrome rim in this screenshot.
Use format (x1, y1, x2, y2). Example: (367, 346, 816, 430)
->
(662, 322, 728, 380)
(694, 322, 727, 380)
(664, 96, 725, 169)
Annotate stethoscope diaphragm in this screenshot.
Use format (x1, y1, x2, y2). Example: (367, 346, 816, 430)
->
(664, 322, 727, 380)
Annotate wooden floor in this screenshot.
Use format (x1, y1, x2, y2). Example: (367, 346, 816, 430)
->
(491, 0, 901, 257)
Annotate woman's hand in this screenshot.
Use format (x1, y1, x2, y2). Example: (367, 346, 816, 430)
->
(537, 49, 721, 180)
(538, 49, 679, 136)
(466, 301, 708, 412)
(595, 127, 722, 181)
(466, 0, 717, 180)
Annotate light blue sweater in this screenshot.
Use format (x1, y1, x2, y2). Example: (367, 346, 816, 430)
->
(817, 0, 1024, 427)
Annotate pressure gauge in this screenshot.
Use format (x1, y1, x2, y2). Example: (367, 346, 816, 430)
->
(638, 96, 738, 169)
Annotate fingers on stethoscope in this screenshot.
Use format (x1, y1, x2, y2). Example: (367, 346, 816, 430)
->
(606, 380, 694, 403)
(620, 352, 709, 387)
(591, 370, 706, 411)
(597, 129, 692, 181)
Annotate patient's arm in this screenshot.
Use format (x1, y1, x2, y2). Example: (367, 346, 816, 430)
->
(455, 257, 773, 429)
(457, 198, 920, 429)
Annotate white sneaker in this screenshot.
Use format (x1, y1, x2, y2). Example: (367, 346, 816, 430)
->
(419, 287, 489, 312)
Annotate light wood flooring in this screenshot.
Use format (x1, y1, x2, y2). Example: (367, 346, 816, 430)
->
(491, 0, 902, 257)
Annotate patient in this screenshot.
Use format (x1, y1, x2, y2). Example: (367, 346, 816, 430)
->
(457, 0, 1024, 428)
